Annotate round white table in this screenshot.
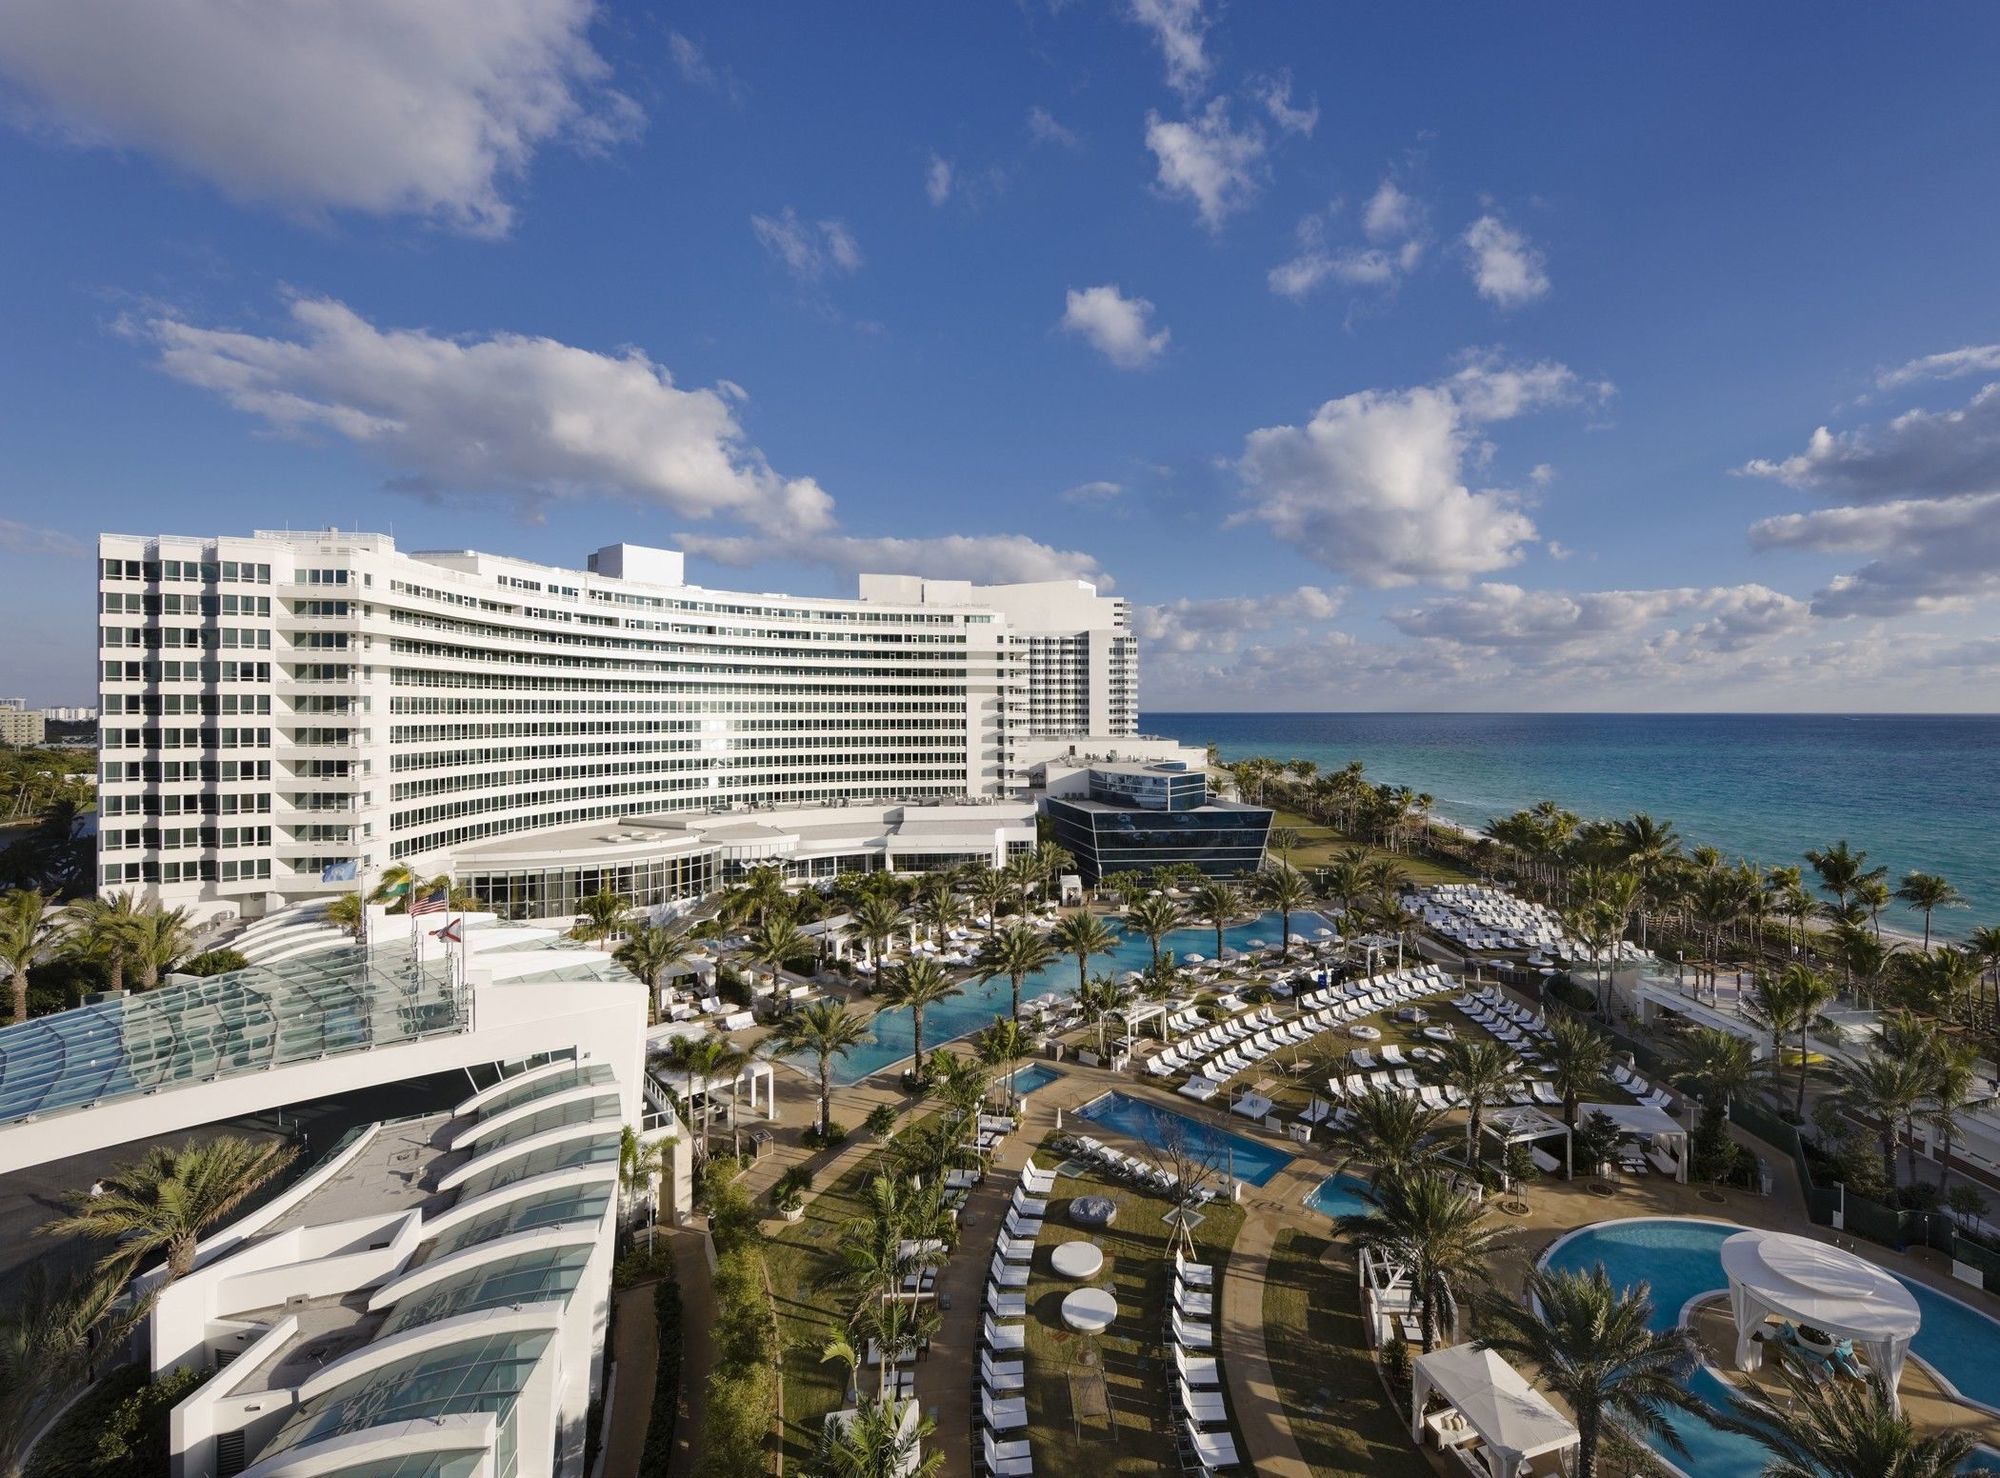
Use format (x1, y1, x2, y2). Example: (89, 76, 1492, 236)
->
(1050, 1240, 1104, 1279)
(1061, 1287, 1117, 1333)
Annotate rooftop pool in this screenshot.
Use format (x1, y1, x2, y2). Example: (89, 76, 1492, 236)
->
(1072, 1089, 1294, 1187)
(811, 909, 1331, 1085)
(1544, 1217, 2000, 1478)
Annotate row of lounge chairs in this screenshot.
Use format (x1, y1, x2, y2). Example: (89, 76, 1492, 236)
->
(1165, 1248, 1239, 1472)
(979, 1160, 1060, 1474)
(1051, 1133, 1225, 1205)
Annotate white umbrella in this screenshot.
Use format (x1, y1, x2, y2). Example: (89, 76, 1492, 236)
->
(1183, 952, 1206, 964)
(1121, 971, 1144, 984)
(1246, 938, 1266, 950)
(1288, 932, 1308, 944)
(1315, 927, 1335, 938)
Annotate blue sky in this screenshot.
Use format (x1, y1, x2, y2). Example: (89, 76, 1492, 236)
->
(3, 2, 1999, 710)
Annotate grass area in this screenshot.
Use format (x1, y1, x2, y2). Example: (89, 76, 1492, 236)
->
(1262, 1228, 1430, 1478)
(1268, 808, 1476, 887)
(1019, 1153, 1245, 1477)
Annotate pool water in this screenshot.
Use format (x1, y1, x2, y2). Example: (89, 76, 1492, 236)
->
(1012, 1063, 1063, 1096)
(1545, 1218, 2000, 1477)
(1072, 1089, 1294, 1187)
(815, 909, 1329, 1084)
(1306, 1172, 1377, 1221)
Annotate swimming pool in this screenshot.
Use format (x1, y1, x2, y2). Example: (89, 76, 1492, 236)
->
(1072, 1089, 1294, 1187)
(1544, 1218, 2000, 1477)
(813, 909, 1330, 1084)
(1305, 1172, 1376, 1221)
(1011, 1063, 1063, 1097)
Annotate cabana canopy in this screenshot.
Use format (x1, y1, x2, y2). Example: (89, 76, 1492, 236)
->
(1482, 1105, 1572, 1177)
(1411, 1345, 1578, 1478)
(1582, 1101, 1689, 1183)
(1723, 1229, 1920, 1404)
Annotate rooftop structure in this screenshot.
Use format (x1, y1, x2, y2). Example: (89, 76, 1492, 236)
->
(1035, 762, 1271, 884)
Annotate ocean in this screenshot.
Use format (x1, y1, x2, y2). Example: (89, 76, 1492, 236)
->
(1146, 712, 2000, 937)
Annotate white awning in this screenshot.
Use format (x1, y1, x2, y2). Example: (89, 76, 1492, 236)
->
(1410, 1345, 1577, 1478)
(1722, 1229, 1920, 1405)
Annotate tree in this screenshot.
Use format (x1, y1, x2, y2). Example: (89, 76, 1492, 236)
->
(851, 893, 905, 975)
(1437, 1038, 1524, 1171)
(180, 948, 249, 978)
(1672, 1028, 1758, 1179)
(569, 888, 629, 946)
(810, 1395, 942, 1478)
(1336, 1169, 1497, 1351)
(1188, 879, 1240, 962)
(0, 889, 59, 1024)
(1839, 1048, 1937, 1190)
(767, 1001, 870, 1139)
(0, 1264, 143, 1466)
(975, 1018, 1032, 1113)
(46, 1136, 298, 1283)
(323, 892, 366, 942)
(1895, 872, 1965, 952)
(61, 890, 140, 994)
(1329, 1084, 1449, 1193)
(618, 1123, 668, 1227)
(912, 875, 964, 948)
(878, 957, 961, 1080)
(1124, 894, 1182, 974)
(1077, 973, 1135, 1058)
(1543, 1011, 1615, 1140)
(1030, 841, 1075, 905)
(1250, 863, 1311, 956)
(1718, 1359, 1977, 1478)
(1479, 1266, 1711, 1478)
(1616, 813, 1682, 950)
(727, 863, 792, 930)
(745, 916, 810, 980)
(125, 901, 197, 990)
(615, 924, 696, 1024)
(1049, 909, 1117, 994)
(1745, 964, 1840, 1119)
(1968, 925, 2000, 1032)
(965, 866, 1012, 931)
(1102, 870, 1151, 910)
(973, 922, 1056, 1022)
(1924, 1035, 1980, 1195)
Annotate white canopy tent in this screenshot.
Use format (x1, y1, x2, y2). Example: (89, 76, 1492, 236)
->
(1482, 1105, 1572, 1178)
(1583, 1101, 1689, 1183)
(1120, 998, 1170, 1040)
(1410, 1345, 1578, 1478)
(1722, 1229, 1921, 1408)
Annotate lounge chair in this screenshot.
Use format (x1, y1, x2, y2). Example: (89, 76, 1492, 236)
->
(981, 1348, 1026, 1391)
(1176, 1249, 1215, 1287)
(1176, 1280, 1214, 1318)
(1179, 1379, 1229, 1426)
(996, 1233, 1036, 1263)
(1176, 1344, 1221, 1388)
(1185, 1428, 1240, 1470)
(1013, 1187, 1049, 1217)
(1172, 1309, 1213, 1349)
(989, 1254, 1028, 1289)
(981, 1390, 1028, 1431)
(982, 1431, 1033, 1477)
(1020, 1158, 1058, 1194)
(985, 1284, 1026, 1319)
(983, 1314, 1025, 1351)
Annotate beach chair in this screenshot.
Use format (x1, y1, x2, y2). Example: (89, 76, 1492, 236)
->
(1020, 1158, 1058, 1194)
(981, 1348, 1026, 1391)
(983, 1313, 1025, 1351)
(1179, 1379, 1230, 1426)
(989, 1254, 1028, 1289)
(1176, 1279, 1214, 1319)
(1176, 1343, 1221, 1388)
(996, 1233, 1036, 1263)
(1381, 1045, 1407, 1066)
(1172, 1309, 1213, 1350)
(1185, 1428, 1240, 1471)
(985, 1283, 1026, 1319)
(1013, 1186, 1049, 1217)
(1176, 1248, 1214, 1287)
(1351, 1048, 1377, 1070)
(982, 1390, 1029, 1431)
(982, 1431, 1034, 1477)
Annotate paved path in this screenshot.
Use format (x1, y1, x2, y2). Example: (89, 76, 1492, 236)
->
(602, 1278, 662, 1478)
(1219, 1207, 1314, 1478)
(663, 1228, 719, 1478)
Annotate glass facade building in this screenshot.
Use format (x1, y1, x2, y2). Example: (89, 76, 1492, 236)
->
(1040, 763, 1272, 883)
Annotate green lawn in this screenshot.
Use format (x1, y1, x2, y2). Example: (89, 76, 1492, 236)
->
(1268, 808, 1477, 887)
(1019, 1157, 1244, 1477)
(1262, 1228, 1431, 1478)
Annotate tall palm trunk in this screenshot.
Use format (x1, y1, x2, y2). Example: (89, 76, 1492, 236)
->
(10, 967, 26, 1025)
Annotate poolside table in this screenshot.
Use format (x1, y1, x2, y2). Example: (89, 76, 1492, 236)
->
(1050, 1241, 1103, 1279)
(1062, 1287, 1117, 1333)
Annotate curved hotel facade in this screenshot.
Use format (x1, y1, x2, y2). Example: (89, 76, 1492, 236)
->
(96, 532, 1136, 919)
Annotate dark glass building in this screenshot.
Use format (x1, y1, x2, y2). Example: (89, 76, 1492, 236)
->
(1039, 762, 1272, 883)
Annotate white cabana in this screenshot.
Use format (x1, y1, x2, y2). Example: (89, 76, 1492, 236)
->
(1722, 1229, 1921, 1407)
(1482, 1105, 1572, 1179)
(1411, 1345, 1579, 1478)
(1120, 998, 1171, 1040)
(1584, 1101, 1689, 1183)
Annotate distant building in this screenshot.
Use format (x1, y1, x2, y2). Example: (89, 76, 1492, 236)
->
(41, 706, 98, 721)
(1036, 760, 1272, 884)
(0, 709, 44, 745)
(0, 697, 23, 710)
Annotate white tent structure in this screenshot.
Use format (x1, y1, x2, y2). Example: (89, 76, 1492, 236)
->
(1410, 1345, 1578, 1477)
(1584, 1101, 1689, 1183)
(1482, 1105, 1572, 1178)
(1722, 1229, 1921, 1408)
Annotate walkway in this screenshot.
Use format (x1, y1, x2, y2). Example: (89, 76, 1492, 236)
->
(602, 1277, 662, 1478)
(1219, 1206, 1313, 1477)
(662, 1227, 719, 1478)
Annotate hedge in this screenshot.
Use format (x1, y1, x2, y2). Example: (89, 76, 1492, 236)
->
(637, 1277, 685, 1478)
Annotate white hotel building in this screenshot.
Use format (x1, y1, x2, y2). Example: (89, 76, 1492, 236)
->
(96, 531, 1137, 920)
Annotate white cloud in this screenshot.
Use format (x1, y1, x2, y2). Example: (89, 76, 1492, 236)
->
(667, 32, 743, 102)
(0, 0, 637, 236)
(1391, 583, 1699, 647)
(1463, 214, 1550, 308)
(1252, 72, 1317, 136)
(1145, 100, 1264, 229)
(1751, 493, 2000, 617)
(676, 529, 1112, 589)
(925, 153, 953, 206)
(1124, 0, 1210, 98)
(1739, 384, 2000, 502)
(0, 519, 83, 558)
(128, 294, 835, 530)
(1545, 540, 1574, 560)
(1270, 183, 1425, 302)
(1529, 463, 1555, 486)
(1027, 106, 1080, 148)
(1060, 284, 1170, 369)
(1876, 344, 2000, 392)
(1363, 181, 1420, 243)
(1138, 586, 1343, 653)
(1234, 358, 1602, 586)
(1060, 480, 1126, 505)
(751, 208, 862, 281)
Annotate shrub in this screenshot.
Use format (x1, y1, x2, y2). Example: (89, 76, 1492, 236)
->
(615, 1240, 676, 1289)
(770, 1165, 812, 1215)
(181, 948, 249, 978)
(1379, 1332, 1412, 1404)
(865, 1103, 899, 1138)
(27, 1363, 209, 1478)
(637, 1278, 684, 1478)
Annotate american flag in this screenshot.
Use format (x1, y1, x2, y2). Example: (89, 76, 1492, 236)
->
(410, 886, 448, 916)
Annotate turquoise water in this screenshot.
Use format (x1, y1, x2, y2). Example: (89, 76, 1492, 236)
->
(820, 909, 1326, 1084)
(1012, 1063, 1063, 1096)
(1072, 1089, 1294, 1187)
(1153, 712, 1999, 936)
(1545, 1218, 2000, 1477)
(1306, 1172, 1376, 1221)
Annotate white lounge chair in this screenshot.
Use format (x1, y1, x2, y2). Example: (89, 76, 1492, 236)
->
(981, 1348, 1026, 1391)
(982, 1390, 1028, 1431)
(1179, 1379, 1229, 1426)
(982, 1431, 1033, 1476)
(983, 1314, 1025, 1351)
(1186, 1428, 1239, 1469)
(1175, 1344, 1220, 1388)
(985, 1283, 1026, 1319)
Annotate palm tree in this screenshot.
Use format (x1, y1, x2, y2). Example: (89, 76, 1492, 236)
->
(912, 875, 963, 948)
(878, 957, 961, 1081)
(1719, 1360, 1977, 1478)
(1895, 872, 1965, 952)
(614, 924, 695, 1024)
(0, 889, 59, 1024)
(1806, 840, 1874, 912)
(1543, 1011, 1615, 1140)
(965, 866, 1012, 931)
(617, 1123, 668, 1226)
(1673, 1028, 1758, 1176)
(45, 1136, 298, 1283)
(1840, 1048, 1937, 1189)
(1049, 909, 1117, 993)
(323, 892, 366, 941)
(1336, 1168, 1497, 1351)
(812, 1395, 943, 1478)
(745, 915, 809, 981)
(1901, 947, 1981, 1023)
(1968, 925, 2000, 1031)
(1329, 1084, 1449, 1192)
(0, 1264, 142, 1465)
(1077, 973, 1135, 1058)
(126, 901, 196, 991)
(767, 1000, 870, 1139)
(1437, 1038, 1524, 1171)
(1856, 876, 1892, 942)
(1030, 841, 1076, 905)
(61, 890, 140, 994)
(975, 1018, 1032, 1113)
(679, 1036, 734, 1160)
(1188, 879, 1240, 962)
(851, 893, 905, 975)
(569, 888, 629, 946)
(973, 922, 1056, 1022)
(1747, 964, 1840, 1118)
(368, 863, 416, 909)
(1480, 1266, 1711, 1478)
(1250, 863, 1311, 955)
(727, 863, 792, 930)
(1617, 813, 1682, 949)
(1124, 894, 1182, 974)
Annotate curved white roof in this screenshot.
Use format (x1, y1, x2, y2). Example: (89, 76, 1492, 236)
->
(1720, 1229, 1920, 1341)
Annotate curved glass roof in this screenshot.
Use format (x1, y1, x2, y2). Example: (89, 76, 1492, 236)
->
(381, 1245, 593, 1338)
(429, 1181, 612, 1261)
(258, 1330, 552, 1463)
(466, 1093, 619, 1156)
(0, 949, 462, 1126)
(454, 1132, 620, 1202)
(475, 1061, 613, 1123)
